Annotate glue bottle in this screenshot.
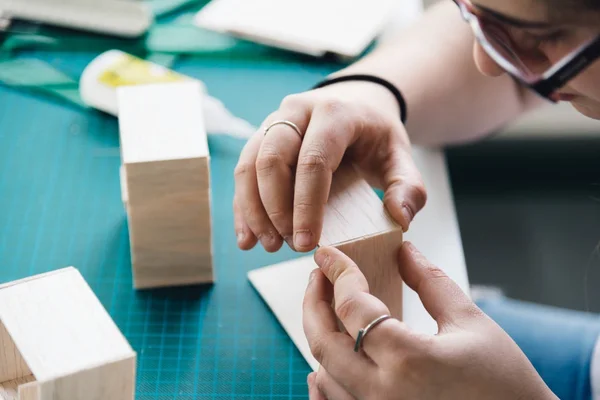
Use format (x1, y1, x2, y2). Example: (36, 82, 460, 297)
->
(79, 50, 256, 138)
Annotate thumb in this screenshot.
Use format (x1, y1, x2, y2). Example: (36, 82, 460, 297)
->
(398, 242, 479, 329)
(382, 148, 427, 232)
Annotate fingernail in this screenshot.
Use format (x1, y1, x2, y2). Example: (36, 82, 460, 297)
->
(314, 249, 326, 266)
(236, 231, 245, 243)
(308, 269, 318, 283)
(405, 241, 426, 263)
(402, 206, 413, 226)
(259, 231, 275, 247)
(294, 230, 313, 249)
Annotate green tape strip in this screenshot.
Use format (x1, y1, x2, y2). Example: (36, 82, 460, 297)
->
(1, 27, 279, 61)
(145, 52, 179, 68)
(0, 13, 295, 62)
(146, 0, 204, 17)
(0, 58, 88, 109)
(0, 32, 146, 57)
(144, 23, 240, 53)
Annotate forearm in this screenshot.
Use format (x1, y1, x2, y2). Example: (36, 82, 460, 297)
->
(331, 1, 544, 146)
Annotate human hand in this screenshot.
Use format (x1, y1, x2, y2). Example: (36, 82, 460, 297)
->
(233, 80, 427, 253)
(302, 243, 558, 400)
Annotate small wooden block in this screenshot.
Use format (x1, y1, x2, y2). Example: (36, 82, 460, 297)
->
(319, 163, 404, 319)
(0, 267, 136, 400)
(117, 81, 214, 289)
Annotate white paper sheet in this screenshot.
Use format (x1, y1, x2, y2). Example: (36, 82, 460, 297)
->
(194, 0, 412, 58)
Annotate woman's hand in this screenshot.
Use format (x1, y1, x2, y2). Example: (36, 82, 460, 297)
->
(233, 81, 427, 253)
(302, 243, 558, 400)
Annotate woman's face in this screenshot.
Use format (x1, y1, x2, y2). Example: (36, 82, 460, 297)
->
(470, 0, 600, 119)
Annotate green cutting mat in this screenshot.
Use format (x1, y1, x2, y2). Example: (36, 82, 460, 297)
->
(0, 52, 339, 399)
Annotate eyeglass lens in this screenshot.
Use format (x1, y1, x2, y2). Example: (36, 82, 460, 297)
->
(456, 0, 589, 81)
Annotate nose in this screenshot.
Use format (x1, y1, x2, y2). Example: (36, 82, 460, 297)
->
(473, 42, 505, 77)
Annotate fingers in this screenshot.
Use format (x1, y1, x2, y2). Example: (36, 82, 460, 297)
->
(303, 268, 376, 398)
(315, 247, 409, 361)
(234, 131, 283, 252)
(256, 102, 310, 249)
(398, 242, 482, 329)
(308, 373, 327, 400)
(313, 369, 356, 400)
(382, 145, 427, 232)
(293, 101, 357, 251)
(233, 196, 257, 249)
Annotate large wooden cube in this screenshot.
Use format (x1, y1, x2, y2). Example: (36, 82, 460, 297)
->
(117, 81, 214, 289)
(0, 268, 136, 400)
(318, 163, 404, 319)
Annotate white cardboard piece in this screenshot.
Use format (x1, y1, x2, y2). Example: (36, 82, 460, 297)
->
(194, 0, 399, 58)
(0, 0, 152, 37)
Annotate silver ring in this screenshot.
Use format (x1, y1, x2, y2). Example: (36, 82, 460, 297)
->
(354, 315, 392, 352)
(263, 120, 303, 138)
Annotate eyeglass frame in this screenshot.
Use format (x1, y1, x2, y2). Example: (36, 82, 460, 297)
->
(453, 0, 600, 102)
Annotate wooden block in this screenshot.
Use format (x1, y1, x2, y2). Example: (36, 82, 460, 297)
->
(0, 267, 136, 400)
(120, 165, 128, 208)
(117, 81, 214, 289)
(319, 163, 404, 320)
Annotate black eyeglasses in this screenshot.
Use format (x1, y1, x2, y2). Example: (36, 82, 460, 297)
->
(454, 0, 600, 102)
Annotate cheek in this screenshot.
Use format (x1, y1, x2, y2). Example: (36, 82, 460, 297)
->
(473, 42, 505, 77)
(567, 59, 600, 101)
(562, 59, 600, 120)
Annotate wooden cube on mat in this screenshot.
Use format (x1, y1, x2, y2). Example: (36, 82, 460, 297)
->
(118, 81, 214, 289)
(0, 267, 136, 400)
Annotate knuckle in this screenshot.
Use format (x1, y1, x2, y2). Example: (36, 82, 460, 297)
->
(314, 371, 335, 397)
(318, 252, 358, 285)
(266, 208, 286, 221)
(414, 331, 436, 352)
(330, 259, 353, 283)
(418, 265, 458, 292)
(314, 371, 326, 390)
(411, 181, 428, 208)
(390, 342, 435, 376)
(334, 294, 360, 321)
(415, 264, 450, 294)
(422, 264, 448, 281)
(255, 151, 283, 176)
(266, 209, 291, 234)
(293, 200, 316, 215)
(458, 301, 486, 321)
(280, 93, 308, 110)
(308, 334, 328, 364)
(292, 203, 321, 233)
(233, 161, 254, 179)
(399, 353, 428, 376)
(244, 207, 265, 228)
(317, 98, 348, 116)
(297, 151, 330, 174)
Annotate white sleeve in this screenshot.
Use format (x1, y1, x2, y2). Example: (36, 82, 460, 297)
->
(591, 336, 600, 399)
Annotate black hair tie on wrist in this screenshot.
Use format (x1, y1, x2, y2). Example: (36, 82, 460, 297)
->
(312, 74, 407, 124)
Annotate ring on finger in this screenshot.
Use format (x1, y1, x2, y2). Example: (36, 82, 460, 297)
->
(354, 314, 392, 352)
(264, 120, 303, 138)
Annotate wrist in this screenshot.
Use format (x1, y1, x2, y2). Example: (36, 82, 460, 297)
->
(313, 73, 406, 124)
(518, 382, 559, 400)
